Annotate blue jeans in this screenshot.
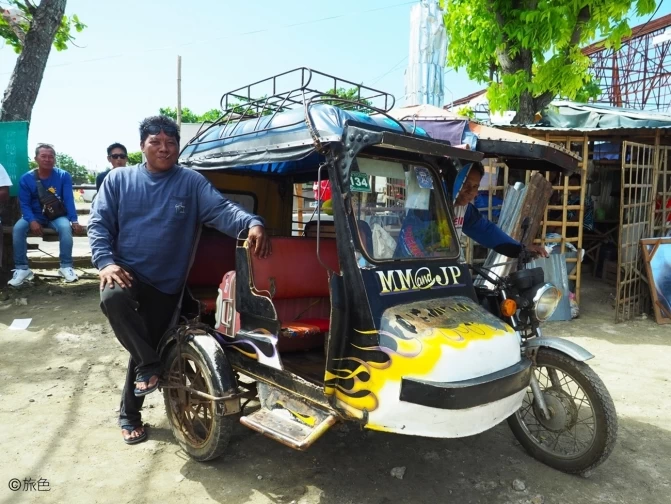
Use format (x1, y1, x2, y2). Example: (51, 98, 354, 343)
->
(13, 217, 74, 269)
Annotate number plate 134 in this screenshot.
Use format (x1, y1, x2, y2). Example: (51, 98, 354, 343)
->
(350, 172, 371, 193)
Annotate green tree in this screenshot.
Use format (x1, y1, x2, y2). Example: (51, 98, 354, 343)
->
(55, 153, 91, 184)
(127, 151, 143, 165)
(441, 0, 656, 123)
(456, 105, 475, 119)
(1, 1, 86, 122)
(158, 107, 220, 124)
(160, 86, 374, 126)
(324, 87, 373, 110)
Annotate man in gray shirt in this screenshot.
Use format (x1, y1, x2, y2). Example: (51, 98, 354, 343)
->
(88, 115, 270, 444)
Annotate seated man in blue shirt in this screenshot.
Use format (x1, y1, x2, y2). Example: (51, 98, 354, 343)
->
(89, 115, 271, 445)
(8, 144, 85, 287)
(452, 162, 548, 259)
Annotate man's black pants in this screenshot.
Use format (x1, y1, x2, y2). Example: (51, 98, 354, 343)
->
(100, 275, 180, 428)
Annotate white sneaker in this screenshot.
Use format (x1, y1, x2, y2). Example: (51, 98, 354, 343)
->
(8, 269, 34, 287)
(58, 267, 78, 283)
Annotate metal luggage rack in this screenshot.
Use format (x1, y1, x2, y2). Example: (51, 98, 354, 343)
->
(187, 67, 403, 149)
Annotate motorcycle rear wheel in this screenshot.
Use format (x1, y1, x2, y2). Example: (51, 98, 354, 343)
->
(508, 348, 617, 475)
(163, 332, 236, 462)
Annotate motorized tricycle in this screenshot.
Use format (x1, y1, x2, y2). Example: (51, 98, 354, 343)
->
(158, 68, 617, 475)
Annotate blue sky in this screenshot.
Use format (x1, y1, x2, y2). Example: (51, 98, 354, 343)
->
(0, 0, 669, 171)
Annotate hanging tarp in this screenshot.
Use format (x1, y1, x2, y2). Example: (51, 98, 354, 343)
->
(539, 101, 671, 129)
(0, 121, 29, 197)
(385, 104, 581, 173)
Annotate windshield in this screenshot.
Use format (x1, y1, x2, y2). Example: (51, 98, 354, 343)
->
(350, 157, 458, 261)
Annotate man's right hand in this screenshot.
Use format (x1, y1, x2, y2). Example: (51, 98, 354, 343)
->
(99, 264, 133, 290)
(29, 221, 43, 236)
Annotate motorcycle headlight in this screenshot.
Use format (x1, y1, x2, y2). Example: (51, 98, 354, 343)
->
(532, 283, 562, 321)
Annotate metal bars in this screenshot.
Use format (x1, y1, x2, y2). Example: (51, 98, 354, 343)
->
(586, 14, 671, 111)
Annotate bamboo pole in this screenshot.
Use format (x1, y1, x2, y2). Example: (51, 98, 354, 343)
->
(650, 130, 661, 234)
(617, 141, 625, 321)
(576, 134, 589, 305)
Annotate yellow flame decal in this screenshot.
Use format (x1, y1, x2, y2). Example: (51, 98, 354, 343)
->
(331, 323, 509, 415)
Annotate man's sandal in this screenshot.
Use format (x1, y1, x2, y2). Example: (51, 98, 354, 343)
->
(133, 374, 160, 397)
(121, 425, 147, 445)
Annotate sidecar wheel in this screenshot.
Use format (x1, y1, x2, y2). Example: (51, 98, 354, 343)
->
(163, 331, 236, 462)
(508, 348, 617, 475)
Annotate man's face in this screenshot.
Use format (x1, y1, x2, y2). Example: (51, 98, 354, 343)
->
(35, 147, 56, 171)
(141, 131, 179, 172)
(455, 169, 482, 206)
(107, 148, 128, 169)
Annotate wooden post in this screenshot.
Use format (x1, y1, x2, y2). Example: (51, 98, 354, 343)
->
(575, 134, 589, 304)
(295, 183, 304, 232)
(177, 55, 182, 129)
(650, 129, 661, 232)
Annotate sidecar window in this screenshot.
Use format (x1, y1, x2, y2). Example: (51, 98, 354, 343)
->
(351, 157, 459, 261)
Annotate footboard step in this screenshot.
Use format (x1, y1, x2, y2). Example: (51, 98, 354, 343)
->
(240, 405, 336, 451)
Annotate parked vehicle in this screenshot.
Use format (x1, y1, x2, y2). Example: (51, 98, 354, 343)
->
(158, 68, 616, 475)
(74, 184, 97, 203)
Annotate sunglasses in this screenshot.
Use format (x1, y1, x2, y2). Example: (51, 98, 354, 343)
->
(142, 124, 179, 137)
(109, 154, 127, 159)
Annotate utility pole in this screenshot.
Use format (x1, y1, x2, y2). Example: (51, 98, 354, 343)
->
(177, 55, 182, 128)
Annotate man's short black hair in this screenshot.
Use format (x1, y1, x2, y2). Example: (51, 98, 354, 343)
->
(470, 162, 485, 177)
(35, 143, 56, 157)
(139, 115, 181, 144)
(107, 142, 127, 156)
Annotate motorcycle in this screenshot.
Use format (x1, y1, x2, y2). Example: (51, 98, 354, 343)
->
(472, 218, 617, 474)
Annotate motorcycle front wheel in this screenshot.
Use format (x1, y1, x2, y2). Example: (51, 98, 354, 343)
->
(508, 348, 618, 475)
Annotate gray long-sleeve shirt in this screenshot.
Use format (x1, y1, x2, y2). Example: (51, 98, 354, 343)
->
(88, 163, 263, 294)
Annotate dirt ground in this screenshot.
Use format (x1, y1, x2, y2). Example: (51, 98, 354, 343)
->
(0, 273, 669, 504)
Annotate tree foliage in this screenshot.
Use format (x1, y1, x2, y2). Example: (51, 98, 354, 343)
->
(127, 151, 143, 165)
(159, 86, 374, 125)
(0, 1, 85, 54)
(159, 107, 222, 124)
(441, 0, 657, 123)
(323, 87, 373, 110)
(1, 1, 85, 123)
(54, 153, 92, 184)
(456, 105, 475, 119)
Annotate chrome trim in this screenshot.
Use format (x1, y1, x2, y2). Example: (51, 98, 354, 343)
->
(532, 283, 561, 321)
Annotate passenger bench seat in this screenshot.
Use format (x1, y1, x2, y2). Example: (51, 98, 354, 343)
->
(249, 237, 339, 351)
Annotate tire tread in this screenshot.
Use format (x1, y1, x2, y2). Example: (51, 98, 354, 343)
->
(508, 348, 618, 475)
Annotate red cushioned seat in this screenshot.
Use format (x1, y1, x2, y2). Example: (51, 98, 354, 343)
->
(280, 318, 331, 338)
(248, 238, 339, 351)
(200, 298, 217, 314)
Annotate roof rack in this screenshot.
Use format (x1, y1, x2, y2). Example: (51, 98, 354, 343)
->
(184, 67, 402, 151)
(219, 67, 395, 117)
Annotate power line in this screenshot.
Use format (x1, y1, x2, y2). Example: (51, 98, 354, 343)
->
(633, 0, 665, 35)
(369, 55, 408, 85)
(1, 1, 417, 75)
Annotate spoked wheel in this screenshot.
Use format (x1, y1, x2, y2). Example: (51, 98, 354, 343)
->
(163, 333, 236, 461)
(508, 348, 617, 475)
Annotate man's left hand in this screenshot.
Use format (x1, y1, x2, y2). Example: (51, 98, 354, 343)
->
(527, 244, 549, 258)
(72, 222, 85, 234)
(247, 225, 271, 259)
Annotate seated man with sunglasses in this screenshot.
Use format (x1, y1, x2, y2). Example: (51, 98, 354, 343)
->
(96, 143, 128, 192)
(88, 115, 271, 445)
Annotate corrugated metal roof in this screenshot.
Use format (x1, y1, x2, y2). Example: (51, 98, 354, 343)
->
(501, 125, 671, 133)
